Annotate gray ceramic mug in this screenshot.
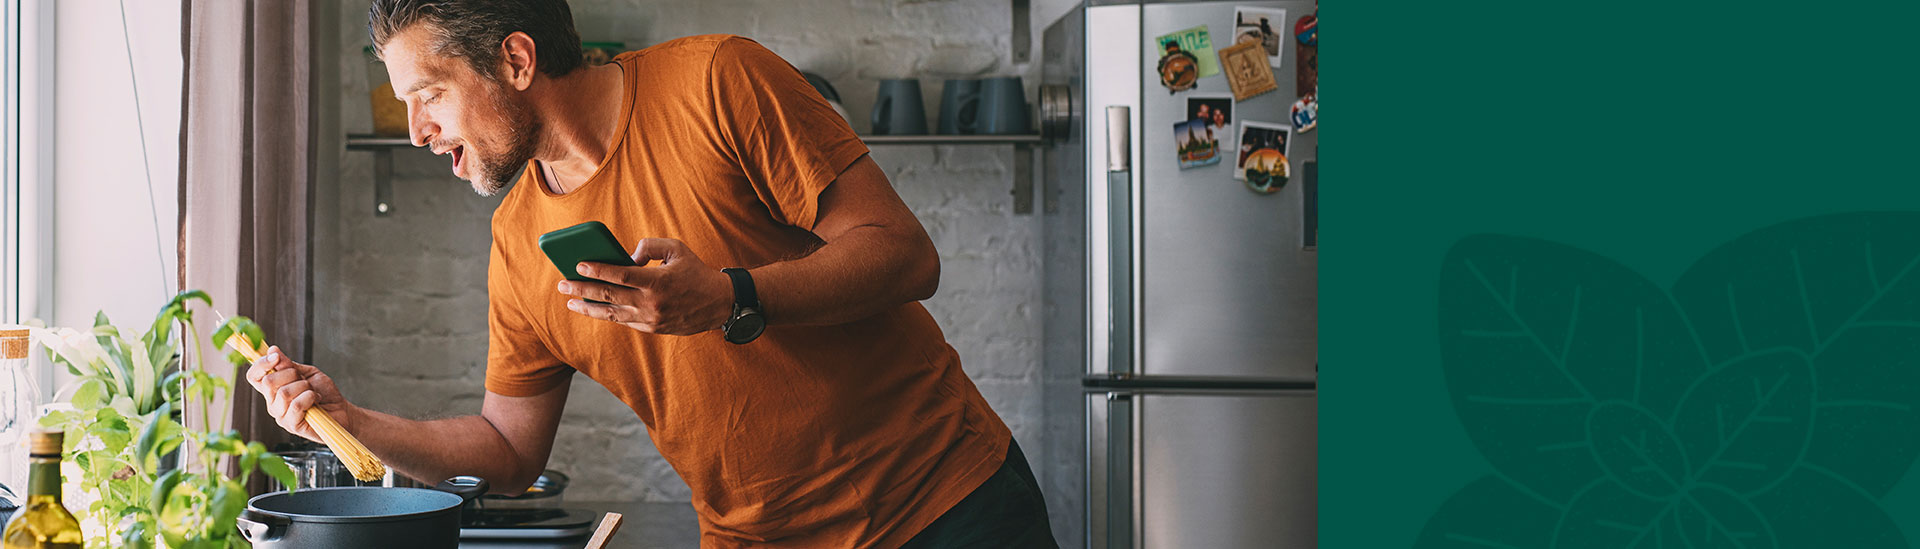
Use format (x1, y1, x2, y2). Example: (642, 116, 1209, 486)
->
(937, 79, 981, 135)
(975, 76, 1030, 135)
(870, 79, 928, 135)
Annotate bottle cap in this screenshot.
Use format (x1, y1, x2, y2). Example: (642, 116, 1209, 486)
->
(27, 430, 62, 457)
(0, 327, 29, 360)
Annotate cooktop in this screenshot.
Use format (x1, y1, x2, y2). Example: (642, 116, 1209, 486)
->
(460, 507, 598, 540)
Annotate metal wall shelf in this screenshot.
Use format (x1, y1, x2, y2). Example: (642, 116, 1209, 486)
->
(345, 133, 1046, 215)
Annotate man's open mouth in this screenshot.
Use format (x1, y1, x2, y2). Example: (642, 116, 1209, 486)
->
(450, 145, 465, 176)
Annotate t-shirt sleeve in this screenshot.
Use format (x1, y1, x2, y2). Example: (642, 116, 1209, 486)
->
(485, 241, 573, 397)
(708, 37, 870, 231)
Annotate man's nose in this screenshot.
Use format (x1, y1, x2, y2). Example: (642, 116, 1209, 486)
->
(408, 104, 436, 148)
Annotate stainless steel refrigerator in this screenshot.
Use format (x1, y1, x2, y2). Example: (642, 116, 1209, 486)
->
(1040, 2, 1318, 547)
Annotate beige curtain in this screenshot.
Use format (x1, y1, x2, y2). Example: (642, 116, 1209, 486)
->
(178, 0, 312, 476)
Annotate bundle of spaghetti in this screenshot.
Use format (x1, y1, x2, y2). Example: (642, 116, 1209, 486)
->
(225, 334, 389, 482)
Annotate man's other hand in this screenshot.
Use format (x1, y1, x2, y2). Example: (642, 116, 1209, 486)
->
(558, 237, 734, 335)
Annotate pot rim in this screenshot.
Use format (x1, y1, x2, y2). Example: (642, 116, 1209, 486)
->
(245, 486, 462, 524)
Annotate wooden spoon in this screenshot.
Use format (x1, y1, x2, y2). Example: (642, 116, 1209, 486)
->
(584, 512, 624, 549)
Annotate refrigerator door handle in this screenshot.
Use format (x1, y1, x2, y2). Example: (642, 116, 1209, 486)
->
(1106, 105, 1130, 173)
(1089, 391, 1134, 549)
(1104, 105, 1135, 377)
(1108, 393, 1134, 549)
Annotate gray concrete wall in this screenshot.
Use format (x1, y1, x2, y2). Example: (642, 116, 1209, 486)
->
(310, 1, 1083, 546)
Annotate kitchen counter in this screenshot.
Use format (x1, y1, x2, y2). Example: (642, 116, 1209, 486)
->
(460, 501, 700, 549)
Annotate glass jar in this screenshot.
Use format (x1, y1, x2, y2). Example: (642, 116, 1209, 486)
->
(0, 328, 37, 446)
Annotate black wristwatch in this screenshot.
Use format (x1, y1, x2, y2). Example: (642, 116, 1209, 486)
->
(721, 268, 766, 344)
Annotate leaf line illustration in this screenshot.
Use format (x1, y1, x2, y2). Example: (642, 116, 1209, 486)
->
(1808, 243, 1920, 358)
(1443, 533, 1524, 549)
(1696, 375, 1789, 477)
(1465, 260, 1594, 402)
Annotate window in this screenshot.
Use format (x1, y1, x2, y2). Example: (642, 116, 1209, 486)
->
(1, 0, 20, 324)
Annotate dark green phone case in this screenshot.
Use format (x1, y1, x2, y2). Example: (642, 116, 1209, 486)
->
(538, 221, 637, 282)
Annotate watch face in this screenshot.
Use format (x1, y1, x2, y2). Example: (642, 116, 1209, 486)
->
(726, 311, 767, 344)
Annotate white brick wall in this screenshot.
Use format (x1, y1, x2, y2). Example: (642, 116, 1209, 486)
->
(313, 0, 1081, 546)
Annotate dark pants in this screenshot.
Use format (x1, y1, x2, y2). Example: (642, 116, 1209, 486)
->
(902, 439, 1059, 549)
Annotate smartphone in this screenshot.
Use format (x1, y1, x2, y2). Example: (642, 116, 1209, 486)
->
(538, 222, 637, 303)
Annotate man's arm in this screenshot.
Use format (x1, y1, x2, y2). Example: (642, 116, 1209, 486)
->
(747, 155, 938, 324)
(247, 347, 569, 494)
(559, 154, 938, 332)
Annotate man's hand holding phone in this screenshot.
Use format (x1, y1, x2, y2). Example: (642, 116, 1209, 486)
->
(540, 222, 734, 336)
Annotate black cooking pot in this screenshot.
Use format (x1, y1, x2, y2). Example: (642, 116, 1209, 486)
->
(236, 476, 487, 548)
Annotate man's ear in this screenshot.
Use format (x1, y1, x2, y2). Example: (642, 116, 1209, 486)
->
(500, 31, 538, 91)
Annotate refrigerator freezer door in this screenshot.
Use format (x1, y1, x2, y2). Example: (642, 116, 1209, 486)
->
(1137, 1, 1319, 380)
(1139, 392, 1317, 548)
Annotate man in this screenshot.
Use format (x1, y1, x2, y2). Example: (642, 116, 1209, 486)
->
(246, 1, 1055, 547)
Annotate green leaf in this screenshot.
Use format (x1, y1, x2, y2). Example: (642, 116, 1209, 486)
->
(1670, 349, 1813, 495)
(208, 479, 247, 539)
(148, 468, 183, 518)
(130, 346, 158, 414)
(36, 409, 74, 428)
(1588, 401, 1689, 499)
(1439, 235, 1708, 504)
(86, 414, 133, 451)
(204, 431, 241, 455)
(147, 289, 210, 352)
(111, 395, 139, 427)
(210, 316, 265, 368)
(1413, 475, 1557, 549)
(258, 453, 296, 492)
(133, 403, 178, 471)
(71, 377, 108, 409)
(162, 369, 186, 403)
(160, 527, 189, 549)
(121, 520, 154, 549)
(1671, 212, 1920, 498)
(239, 451, 259, 484)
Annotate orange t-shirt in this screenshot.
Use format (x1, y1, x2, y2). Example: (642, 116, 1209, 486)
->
(483, 35, 1011, 547)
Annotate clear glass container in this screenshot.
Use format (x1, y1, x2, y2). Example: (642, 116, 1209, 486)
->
(0, 329, 38, 446)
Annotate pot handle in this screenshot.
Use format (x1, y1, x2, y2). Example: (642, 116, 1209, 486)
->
(235, 509, 288, 543)
(436, 475, 490, 504)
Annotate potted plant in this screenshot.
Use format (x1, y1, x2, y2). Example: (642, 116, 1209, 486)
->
(34, 290, 295, 549)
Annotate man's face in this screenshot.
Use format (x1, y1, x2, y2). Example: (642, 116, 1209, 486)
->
(383, 26, 539, 196)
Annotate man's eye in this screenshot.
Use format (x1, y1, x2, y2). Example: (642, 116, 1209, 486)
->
(425, 93, 442, 105)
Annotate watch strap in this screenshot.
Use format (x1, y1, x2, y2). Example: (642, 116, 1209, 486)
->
(722, 268, 759, 310)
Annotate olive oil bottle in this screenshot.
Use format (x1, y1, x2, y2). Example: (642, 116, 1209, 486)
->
(2, 431, 80, 549)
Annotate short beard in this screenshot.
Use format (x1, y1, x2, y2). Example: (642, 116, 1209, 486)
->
(470, 78, 540, 197)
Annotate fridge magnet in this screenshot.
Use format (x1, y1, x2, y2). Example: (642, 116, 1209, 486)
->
(1155, 26, 1220, 93)
(1290, 89, 1317, 133)
(1235, 120, 1291, 193)
(1232, 6, 1287, 67)
(1175, 118, 1224, 169)
(1188, 96, 1234, 132)
(1189, 95, 1235, 154)
(1294, 12, 1317, 96)
(1157, 43, 1201, 92)
(1218, 40, 1279, 101)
